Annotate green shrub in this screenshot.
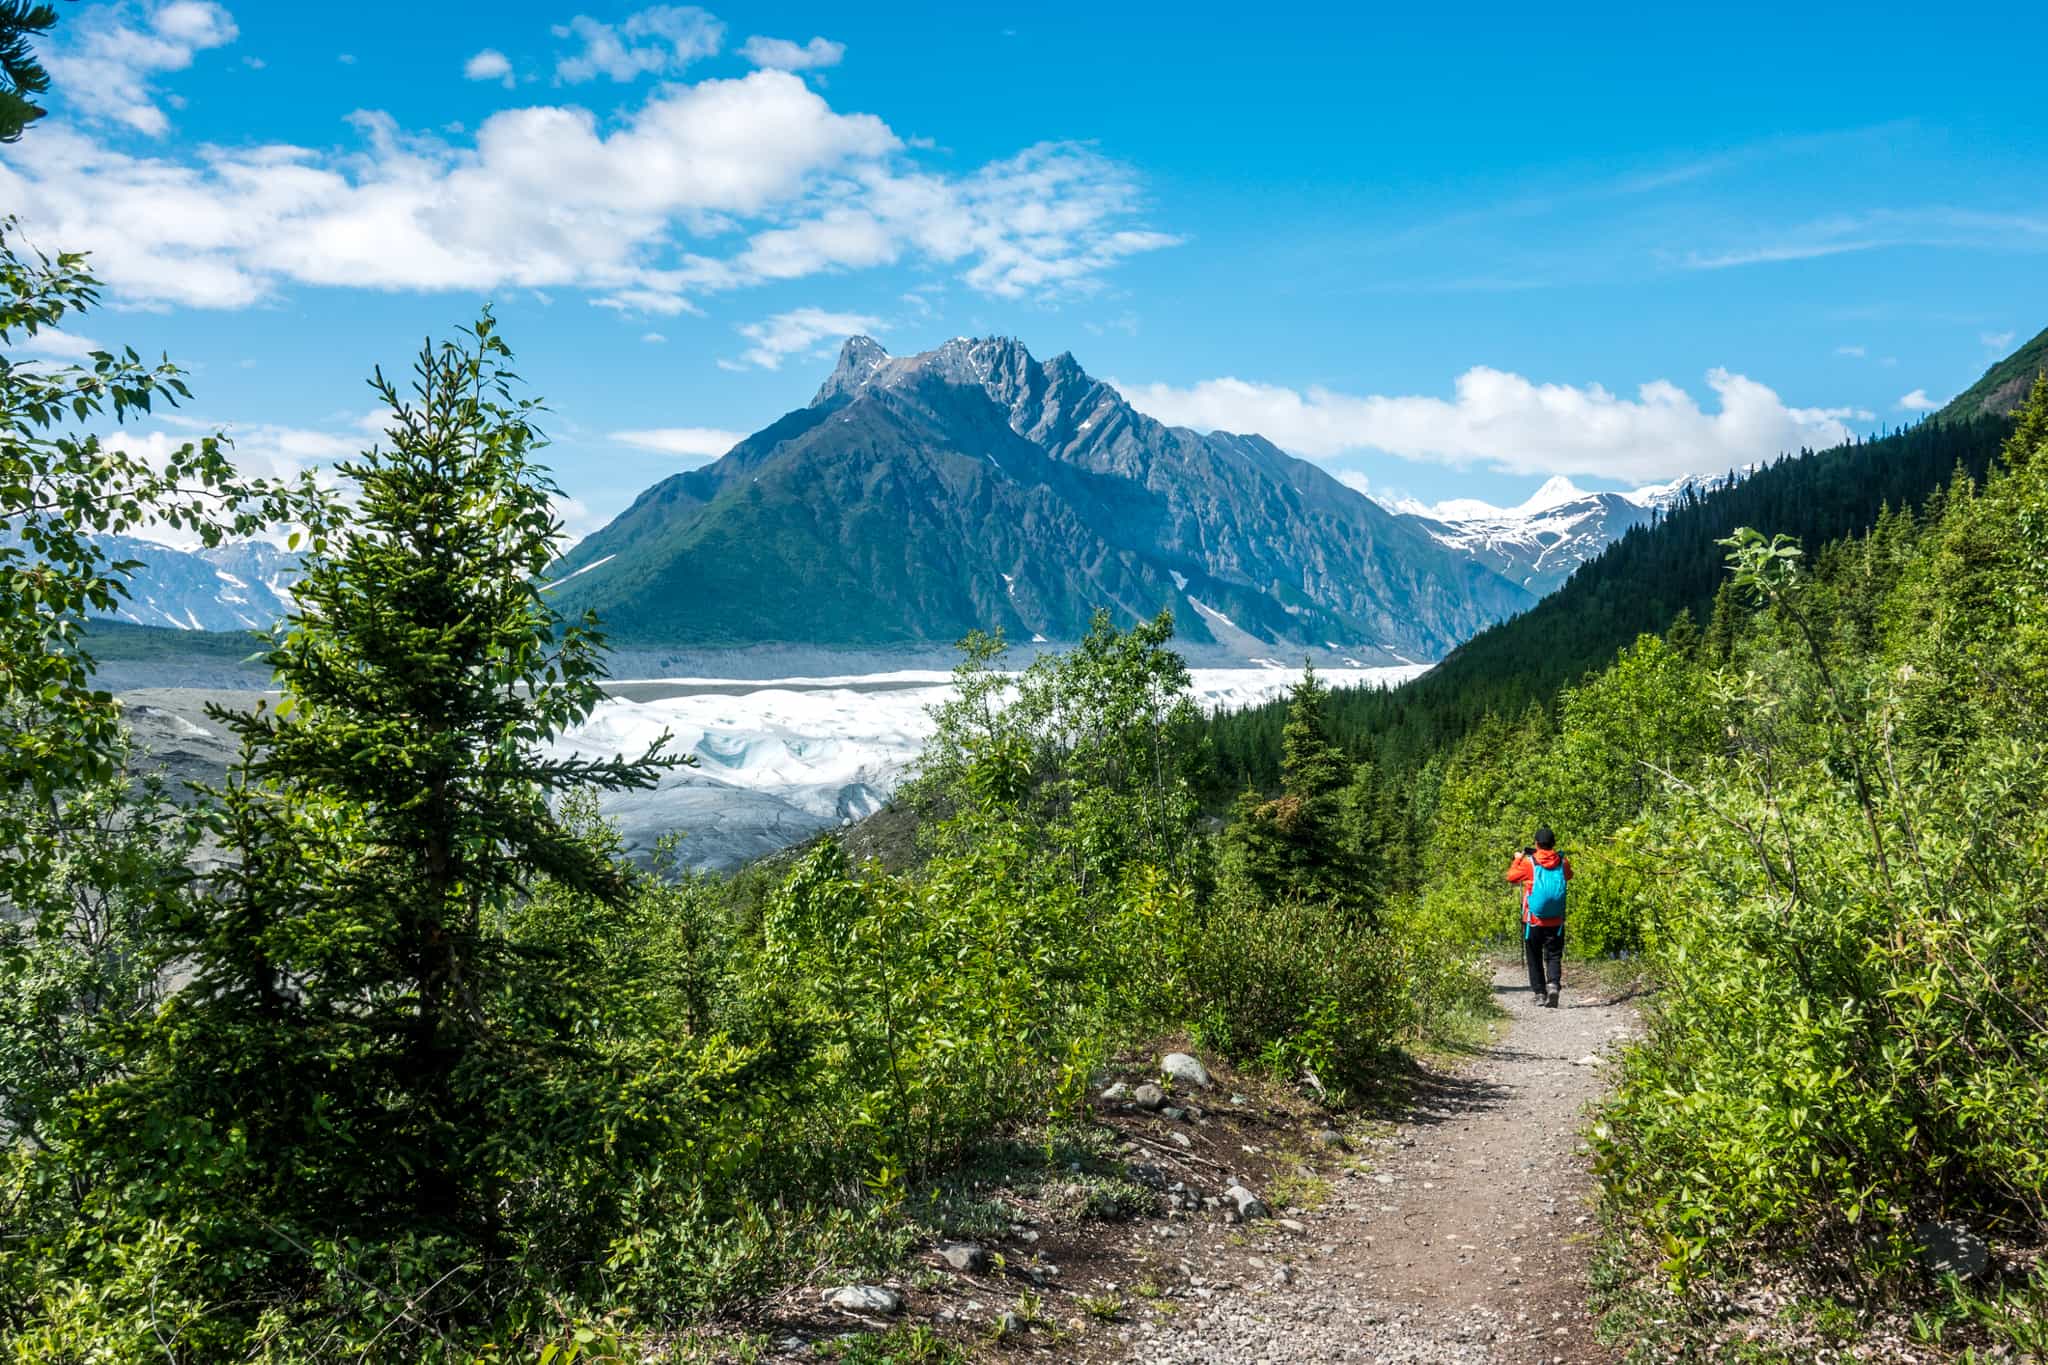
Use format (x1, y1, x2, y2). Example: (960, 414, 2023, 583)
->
(1596, 441, 2048, 1285)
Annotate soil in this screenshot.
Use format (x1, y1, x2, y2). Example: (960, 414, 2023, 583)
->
(760, 960, 1643, 1363)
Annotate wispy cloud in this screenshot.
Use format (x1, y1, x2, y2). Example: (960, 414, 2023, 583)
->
(1119, 367, 1870, 483)
(609, 428, 746, 459)
(42, 0, 238, 136)
(740, 35, 846, 71)
(552, 6, 723, 84)
(1982, 329, 2017, 351)
(1836, 344, 1867, 357)
(723, 308, 883, 371)
(1683, 208, 2048, 271)
(1898, 389, 1943, 411)
(1685, 240, 1883, 270)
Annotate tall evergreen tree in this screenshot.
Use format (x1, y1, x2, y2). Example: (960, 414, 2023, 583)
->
(1222, 666, 1380, 920)
(95, 317, 677, 1315)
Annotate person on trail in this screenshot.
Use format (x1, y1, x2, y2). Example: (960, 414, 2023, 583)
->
(1506, 826, 1571, 1008)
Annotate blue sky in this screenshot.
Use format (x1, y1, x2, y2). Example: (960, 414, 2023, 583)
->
(9, 0, 2046, 535)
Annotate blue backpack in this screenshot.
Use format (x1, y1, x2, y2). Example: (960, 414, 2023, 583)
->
(1525, 855, 1567, 928)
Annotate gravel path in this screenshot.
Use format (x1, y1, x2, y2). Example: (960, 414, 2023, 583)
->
(1123, 962, 1640, 1364)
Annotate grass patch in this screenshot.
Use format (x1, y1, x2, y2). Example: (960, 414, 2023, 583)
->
(1267, 1166, 1332, 1212)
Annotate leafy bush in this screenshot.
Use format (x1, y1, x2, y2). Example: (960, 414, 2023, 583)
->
(1595, 401, 2048, 1286)
(1167, 878, 1410, 1094)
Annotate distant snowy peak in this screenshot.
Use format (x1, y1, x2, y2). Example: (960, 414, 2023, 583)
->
(87, 535, 302, 632)
(1379, 473, 1726, 598)
(1383, 474, 1705, 525)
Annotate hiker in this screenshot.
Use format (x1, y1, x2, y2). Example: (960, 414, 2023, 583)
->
(1506, 826, 1571, 1008)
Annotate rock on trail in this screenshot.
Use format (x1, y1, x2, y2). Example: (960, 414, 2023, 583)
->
(1127, 962, 1639, 1364)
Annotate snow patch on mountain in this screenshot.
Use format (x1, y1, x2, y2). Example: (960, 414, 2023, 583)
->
(81, 535, 304, 632)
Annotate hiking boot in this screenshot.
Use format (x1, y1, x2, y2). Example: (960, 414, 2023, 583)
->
(1545, 987, 1561, 1009)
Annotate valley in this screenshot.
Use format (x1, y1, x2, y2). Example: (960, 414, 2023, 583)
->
(121, 663, 1428, 870)
(7, 9, 2044, 1356)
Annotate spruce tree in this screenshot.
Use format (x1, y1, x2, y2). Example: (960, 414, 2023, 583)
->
(98, 317, 676, 1317)
(1222, 666, 1379, 920)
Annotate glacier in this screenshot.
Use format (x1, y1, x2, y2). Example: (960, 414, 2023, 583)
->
(546, 666, 1427, 870)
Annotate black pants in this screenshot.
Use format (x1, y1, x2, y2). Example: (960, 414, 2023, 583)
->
(1524, 924, 1564, 995)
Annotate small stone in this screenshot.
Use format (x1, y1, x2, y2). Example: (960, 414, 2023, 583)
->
(1134, 1083, 1167, 1110)
(996, 1309, 1026, 1337)
(1916, 1219, 1990, 1280)
(1374, 1172, 1395, 1185)
(1170, 1131, 1192, 1148)
(1273, 1265, 1296, 1285)
(1278, 1218, 1308, 1234)
(1100, 1081, 1132, 1102)
(1313, 1127, 1347, 1151)
(939, 1242, 988, 1273)
(1161, 1052, 1213, 1089)
(1572, 1054, 1601, 1067)
(822, 1285, 902, 1315)
(1161, 1106, 1187, 1122)
(1230, 1093, 1249, 1106)
(1226, 1183, 1270, 1219)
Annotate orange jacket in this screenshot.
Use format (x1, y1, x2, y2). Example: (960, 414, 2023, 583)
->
(1506, 848, 1572, 924)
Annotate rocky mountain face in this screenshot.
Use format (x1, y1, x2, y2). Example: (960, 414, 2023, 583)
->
(1940, 323, 2048, 421)
(550, 337, 1535, 664)
(85, 535, 301, 632)
(1389, 476, 1716, 597)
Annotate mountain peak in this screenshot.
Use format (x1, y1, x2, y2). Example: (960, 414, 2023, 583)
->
(812, 335, 892, 405)
(810, 334, 1054, 408)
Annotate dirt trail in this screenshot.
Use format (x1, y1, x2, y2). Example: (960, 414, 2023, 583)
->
(1125, 962, 1641, 1364)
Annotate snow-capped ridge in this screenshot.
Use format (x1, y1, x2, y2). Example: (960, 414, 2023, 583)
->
(1374, 471, 1729, 597)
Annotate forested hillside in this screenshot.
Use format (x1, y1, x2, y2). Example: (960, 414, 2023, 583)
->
(1943, 323, 2048, 420)
(1200, 412, 2015, 786)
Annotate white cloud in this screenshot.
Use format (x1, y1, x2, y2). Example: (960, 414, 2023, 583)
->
(1333, 469, 1373, 496)
(1982, 330, 2016, 351)
(464, 48, 514, 87)
(96, 418, 359, 547)
(640, 331, 667, 343)
(41, 0, 238, 136)
(1120, 367, 1869, 484)
(17, 327, 103, 361)
(8, 75, 1175, 313)
(1835, 344, 1866, 357)
(553, 6, 723, 84)
(727, 308, 882, 370)
(337, 53, 356, 65)
(740, 35, 846, 71)
(610, 427, 746, 458)
(1898, 389, 1943, 411)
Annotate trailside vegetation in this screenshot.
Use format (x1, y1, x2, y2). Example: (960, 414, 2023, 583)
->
(1328, 377, 2048, 1356)
(0, 223, 1476, 1358)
